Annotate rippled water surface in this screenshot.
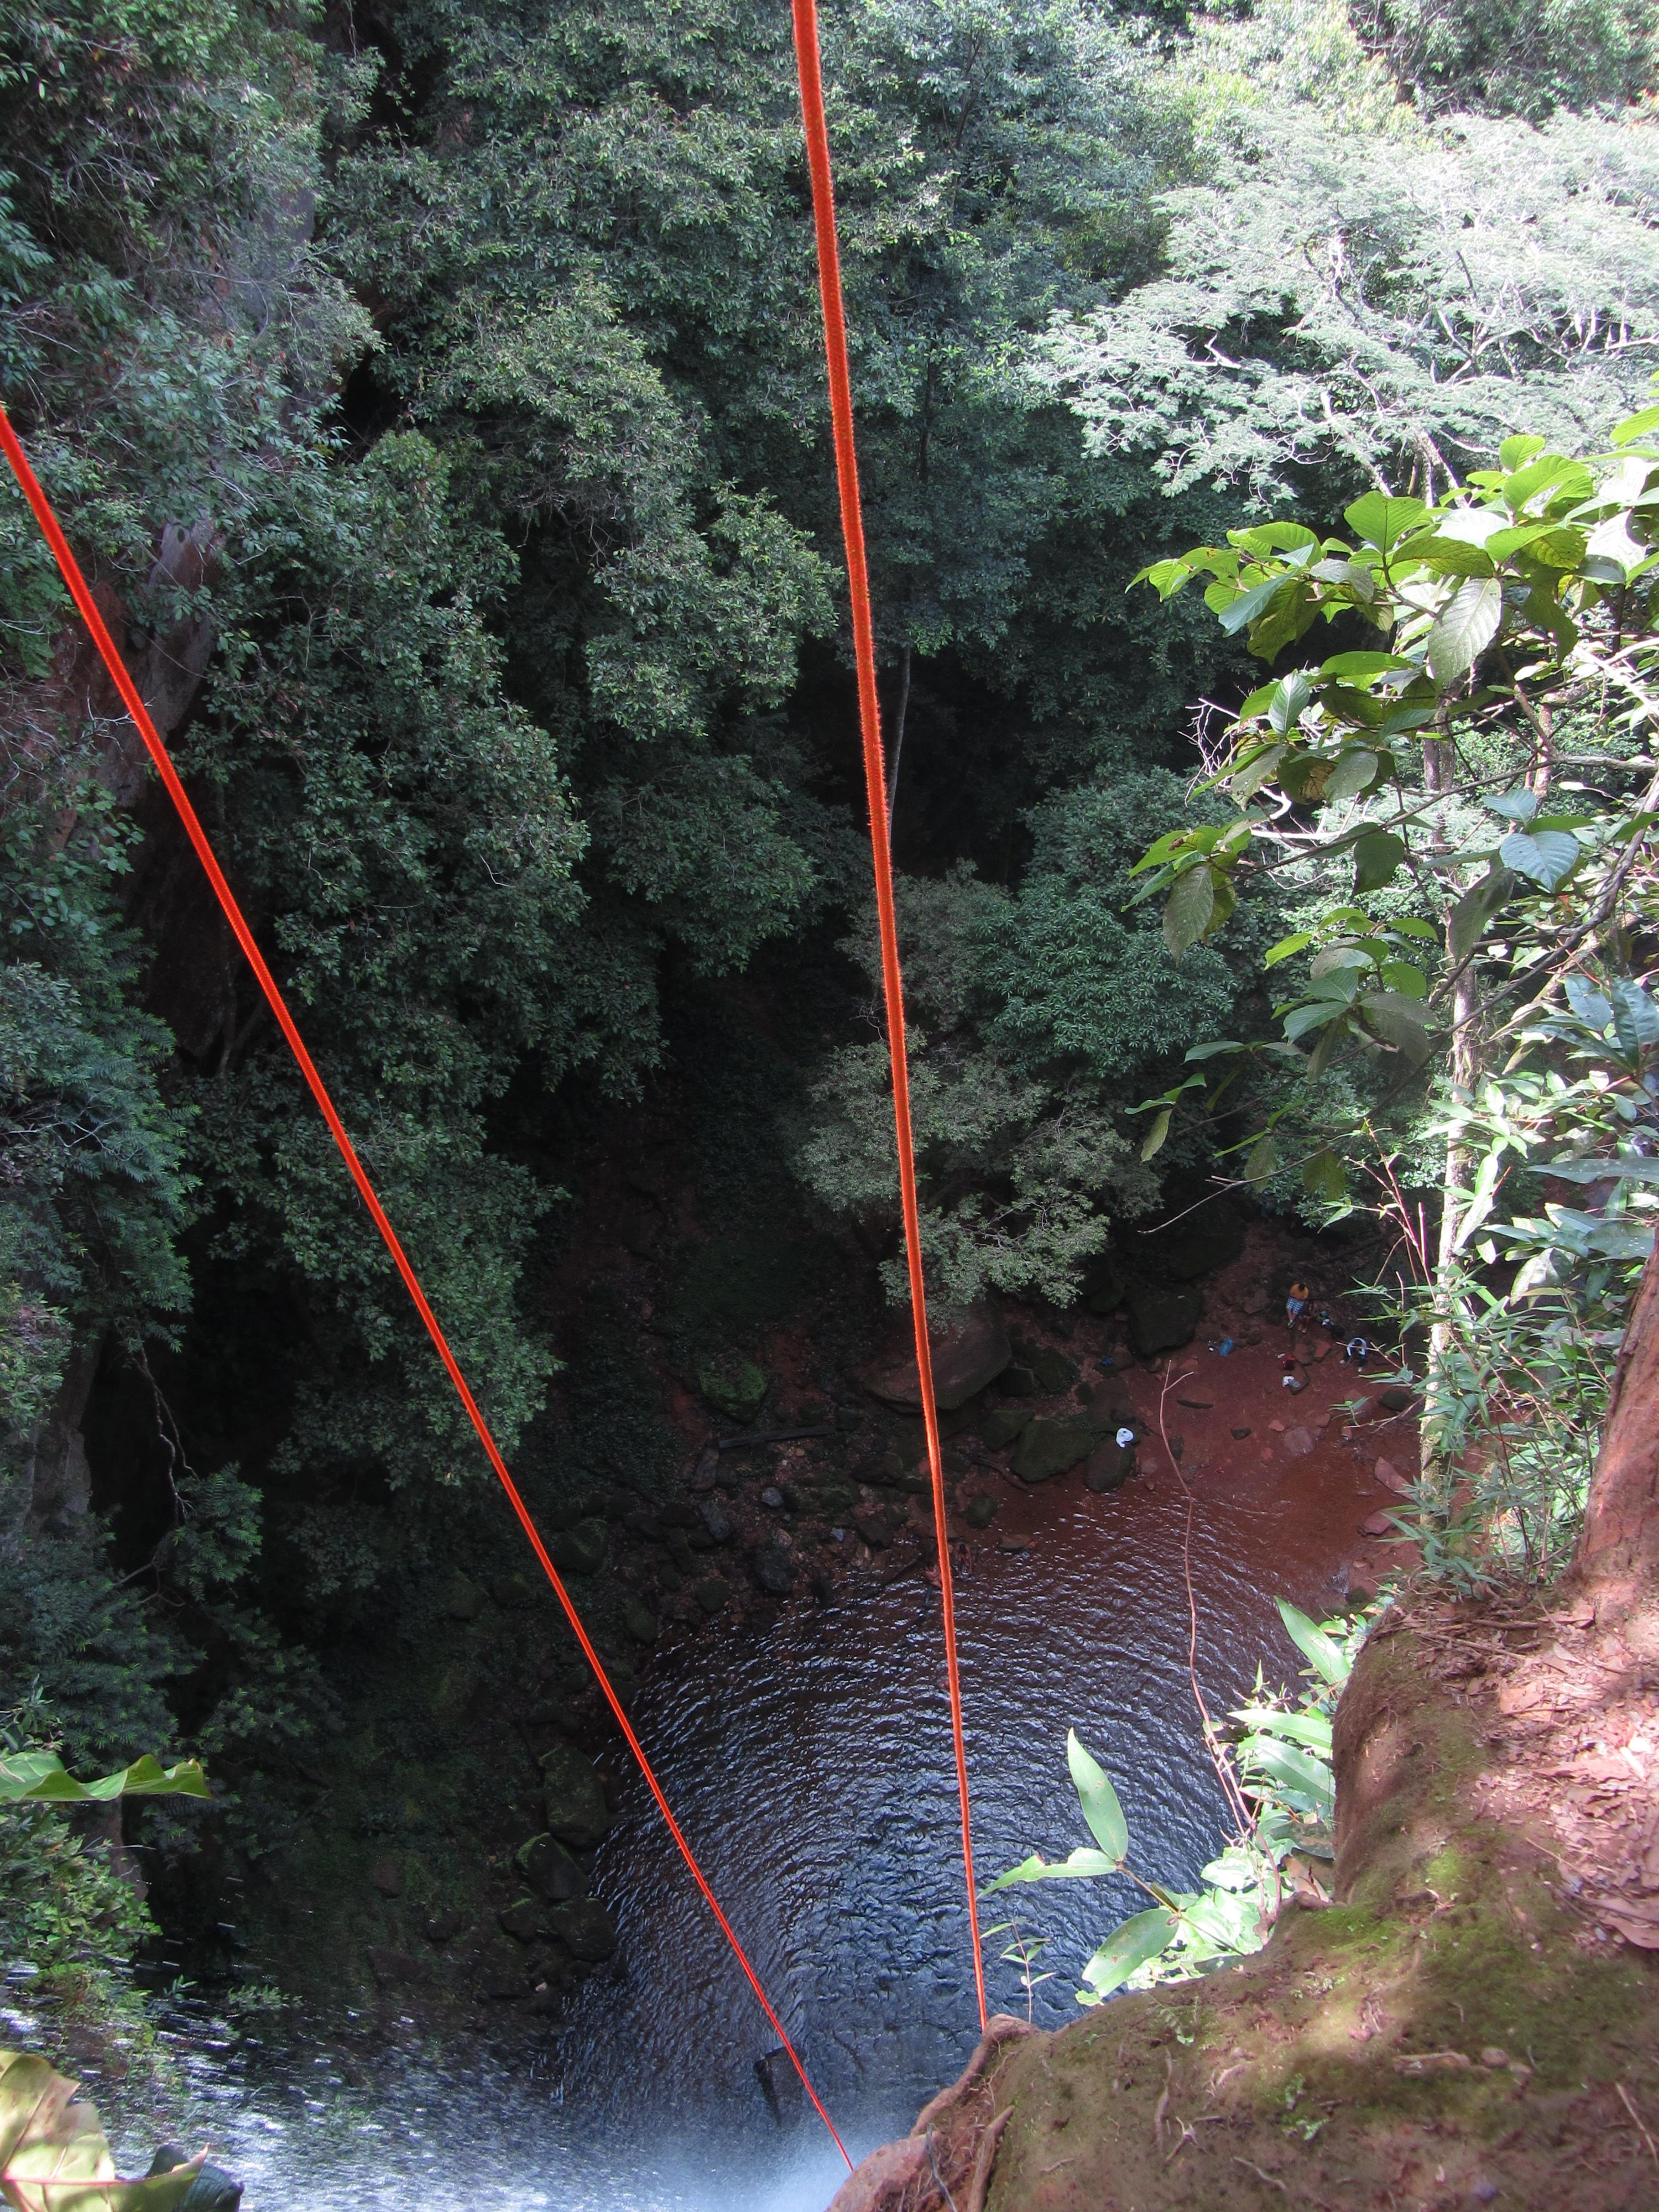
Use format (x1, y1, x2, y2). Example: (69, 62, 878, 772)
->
(86, 1439, 1368, 2210)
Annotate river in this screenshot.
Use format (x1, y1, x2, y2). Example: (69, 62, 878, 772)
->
(69, 1408, 1374, 2211)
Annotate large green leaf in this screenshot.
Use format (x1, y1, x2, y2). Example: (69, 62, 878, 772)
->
(1353, 830, 1405, 894)
(1448, 867, 1515, 963)
(1610, 980, 1659, 1058)
(1499, 829, 1580, 891)
(0, 1755, 210, 1807)
(1276, 1598, 1350, 1686)
(1343, 493, 1427, 550)
(1425, 576, 1502, 683)
(1238, 1736, 1336, 1818)
(1544, 1155, 1659, 1185)
(1079, 1907, 1177, 2000)
(0, 2051, 201, 2212)
(1067, 1730, 1128, 1861)
(984, 1846, 1122, 1894)
(1359, 992, 1431, 1065)
(1324, 748, 1378, 803)
(1232, 1704, 1333, 1753)
(1162, 865, 1215, 961)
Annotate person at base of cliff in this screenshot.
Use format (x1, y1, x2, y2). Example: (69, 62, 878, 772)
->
(1286, 1280, 1310, 1326)
(1343, 1334, 1370, 1364)
(1280, 1355, 1305, 1395)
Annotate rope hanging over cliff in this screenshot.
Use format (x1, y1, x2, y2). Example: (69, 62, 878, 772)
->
(0, 400, 851, 2172)
(789, 0, 988, 2033)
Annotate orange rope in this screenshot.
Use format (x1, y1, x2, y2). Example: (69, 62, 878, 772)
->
(789, 0, 987, 2032)
(0, 402, 850, 2169)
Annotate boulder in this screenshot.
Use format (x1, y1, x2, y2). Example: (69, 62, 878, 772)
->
(1079, 1254, 1128, 1314)
(1083, 1441, 1134, 1493)
(442, 1572, 484, 1622)
(1283, 1426, 1314, 1457)
(517, 1832, 585, 1902)
(852, 1510, 892, 1550)
(999, 1363, 1038, 1397)
(1125, 1284, 1203, 1357)
(750, 1544, 796, 1596)
(147, 2148, 242, 2211)
(980, 1405, 1032, 1451)
(369, 1854, 403, 1898)
(1010, 1339, 1078, 1395)
(962, 1494, 999, 1528)
(492, 1572, 534, 1610)
(552, 1520, 607, 1577)
(623, 1597, 659, 1645)
(698, 1501, 733, 1543)
(474, 1936, 528, 2000)
(499, 1896, 545, 1944)
(549, 1896, 618, 1963)
(1013, 1417, 1106, 1484)
(540, 1746, 612, 1848)
(1125, 1199, 1246, 1283)
(817, 1481, 856, 1515)
(858, 1303, 1011, 1413)
(693, 1576, 730, 1614)
(698, 1354, 768, 1422)
(1378, 1385, 1417, 1415)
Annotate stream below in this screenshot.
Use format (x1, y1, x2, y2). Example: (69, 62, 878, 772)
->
(71, 1417, 1373, 2211)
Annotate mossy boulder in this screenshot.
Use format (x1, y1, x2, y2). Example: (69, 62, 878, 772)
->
(1125, 1283, 1203, 1356)
(540, 1746, 611, 1848)
(980, 1405, 1032, 1451)
(623, 1597, 659, 1645)
(498, 1896, 545, 1943)
(492, 1572, 534, 1610)
(551, 1520, 607, 1577)
(962, 1493, 999, 1528)
(1013, 1417, 1107, 1484)
(693, 1575, 730, 1614)
(1079, 1254, 1128, 1314)
(697, 1354, 768, 1423)
(548, 1897, 618, 1963)
(441, 1572, 484, 1621)
(517, 1832, 585, 1902)
(1009, 1339, 1078, 1394)
(1083, 1439, 1135, 1493)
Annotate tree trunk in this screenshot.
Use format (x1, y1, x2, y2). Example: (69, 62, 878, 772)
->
(1572, 1236, 1659, 1638)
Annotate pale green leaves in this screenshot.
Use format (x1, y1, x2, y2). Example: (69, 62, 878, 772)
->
(1163, 864, 1222, 961)
(1276, 1598, 1349, 1686)
(0, 2050, 201, 2212)
(1068, 1729, 1128, 1860)
(0, 1753, 210, 1807)
(1079, 1908, 1176, 2002)
(1499, 828, 1580, 891)
(1425, 575, 1501, 684)
(1353, 830, 1405, 893)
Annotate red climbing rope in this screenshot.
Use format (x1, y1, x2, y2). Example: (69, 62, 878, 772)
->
(789, 0, 988, 2033)
(0, 401, 850, 2171)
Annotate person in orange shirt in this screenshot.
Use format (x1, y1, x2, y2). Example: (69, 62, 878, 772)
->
(1286, 1280, 1310, 1326)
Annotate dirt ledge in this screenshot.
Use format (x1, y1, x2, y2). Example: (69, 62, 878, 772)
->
(828, 1600, 1659, 2211)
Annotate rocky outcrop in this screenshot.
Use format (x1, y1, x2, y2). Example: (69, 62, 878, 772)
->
(859, 1305, 1011, 1413)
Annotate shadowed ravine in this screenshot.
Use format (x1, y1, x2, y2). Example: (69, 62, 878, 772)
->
(90, 1443, 1368, 2208)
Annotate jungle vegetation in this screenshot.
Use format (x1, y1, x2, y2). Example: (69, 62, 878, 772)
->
(1, 0, 1655, 1985)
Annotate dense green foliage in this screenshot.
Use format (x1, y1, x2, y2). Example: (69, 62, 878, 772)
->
(1, 0, 1653, 1979)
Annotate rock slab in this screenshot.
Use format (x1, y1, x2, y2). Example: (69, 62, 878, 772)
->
(859, 1303, 1011, 1413)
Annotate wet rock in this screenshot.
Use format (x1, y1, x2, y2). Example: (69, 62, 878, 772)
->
(852, 1511, 893, 1550)
(1379, 1385, 1416, 1415)
(1010, 1339, 1078, 1395)
(689, 1448, 721, 1492)
(1125, 1199, 1246, 1282)
(1283, 1426, 1315, 1457)
(1013, 1416, 1104, 1484)
(540, 1746, 612, 1848)
(859, 1302, 1011, 1413)
(548, 1897, 618, 1963)
(698, 1501, 734, 1543)
(979, 1405, 1031, 1451)
(750, 1543, 795, 1596)
(1083, 1441, 1134, 1493)
(499, 1896, 545, 1944)
(475, 1937, 529, 1999)
(760, 1487, 784, 1510)
(698, 1354, 768, 1422)
(999, 1363, 1038, 1397)
(1231, 1425, 1252, 1439)
(369, 1854, 403, 1898)
(552, 1521, 607, 1577)
(693, 1575, 730, 1614)
(755, 2046, 805, 2126)
(1079, 1254, 1128, 1315)
(492, 1572, 534, 1610)
(148, 2147, 242, 2211)
(442, 1572, 485, 1622)
(962, 1493, 999, 1528)
(517, 1832, 585, 1903)
(818, 1481, 857, 1515)
(623, 1597, 659, 1645)
(366, 1946, 434, 1987)
(1125, 1284, 1202, 1357)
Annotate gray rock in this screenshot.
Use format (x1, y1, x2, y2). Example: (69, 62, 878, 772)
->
(442, 1572, 485, 1621)
(962, 1493, 999, 1528)
(1010, 1339, 1078, 1394)
(698, 1501, 733, 1543)
(1013, 1417, 1107, 1484)
(693, 1575, 730, 1614)
(549, 1897, 618, 1963)
(751, 1544, 795, 1595)
(517, 1832, 585, 1902)
(1083, 1441, 1135, 1493)
(540, 1746, 612, 1848)
(1125, 1284, 1203, 1357)
(859, 1302, 1011, 1412)
(623, 1597, 659, 1644)
(980, 1405, 1032, 1451)
(552, 1520, 607, 1577)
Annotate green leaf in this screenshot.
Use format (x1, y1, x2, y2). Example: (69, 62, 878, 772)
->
(1079, 1907, 1177, 1999)
(1359, 992, 1432, 1064)
(1543, 1155, 1659, 1185)
(1485, 791, 1538, 824)
(1425, 576, 1502, 684)
(1319, 651, 1414, 680)
(1067, 1730, 1129, 1861)
(1229, 741, 1285, 802)
(1324, 748, 1378, 804)
(1268, 672, 1313, 733)
(1141, 1106, 1172, 1161)
(1243, 1131, 1279, 1182)
(1378, 961, 1427, 998)
(1238, 1735, 1337, 1817)
(1499, 829, 1580, 890)
(0, 2051, 202, 2211)
(1302, 1149, 1347, 1203)
(1185, 1039, 1245, 1061)
(1343, 493, 1428, 550)
(1282, 1000, 1348, 1043)
(1217, 572, 1288, 637)
(1610, 980, 1659, 1058)
(1399, 536, 1496, 580)
(1163, 865, 1215, 961)
(1611, 405, 1659, 448)
(1353, 831, 1406, 894)
(1448, 867, 1514, 963)
(1276, 1599, 1350, 1686)
(1264, 930, 1314, 968)
(985, 1845, 1123, 1893)
(1499, 434, 1547, 472)
(0, 1753, 210, 1806)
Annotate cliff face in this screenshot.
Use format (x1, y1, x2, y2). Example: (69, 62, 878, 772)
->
(827, 1599, 1659, 2212)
